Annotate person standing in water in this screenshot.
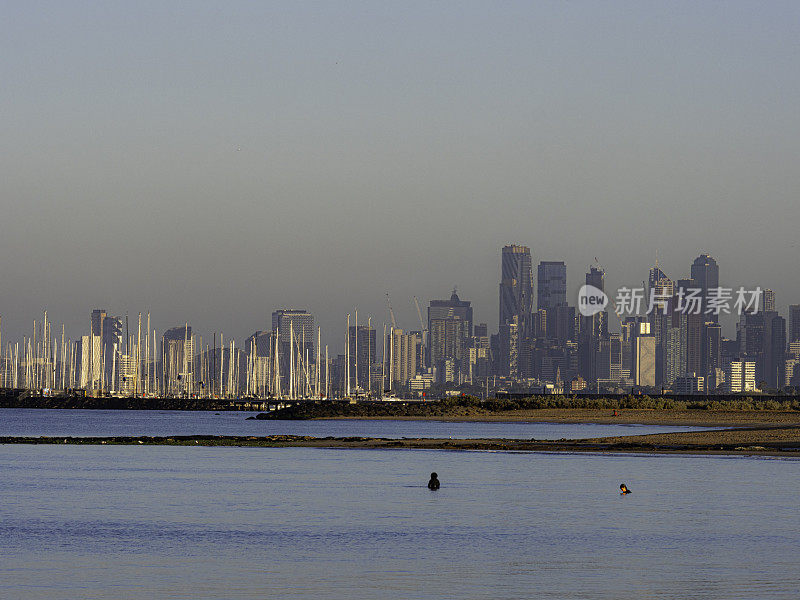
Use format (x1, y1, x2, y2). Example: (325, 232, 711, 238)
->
(428, 472, 440, 490)
(620, 483, 631, 494)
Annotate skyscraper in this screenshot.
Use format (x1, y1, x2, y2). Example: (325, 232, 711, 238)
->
(428, 290, 473, 382)
(579, 267, 608, 382)
(163, 325, 194, 396)
(88, 309, 122, 392)
(763, 312, 786, 389)
(348, 324, 376, 391)
(690, 254, 719, 322)
(537, 261, 567, 312)
(272, 309, 314, 355)
(499, 245, 533, 333)
(388, 328, 419, 387)
(537, 261, 567, 339)
(763, 289, 776, 313)
(271, 309, 314, 390)
(789, 304, 800, 344)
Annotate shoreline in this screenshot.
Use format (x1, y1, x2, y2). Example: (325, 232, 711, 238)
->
(4, 403, 800, 428)
(316, 409, 800, 427)
(3, 426, 800, 457)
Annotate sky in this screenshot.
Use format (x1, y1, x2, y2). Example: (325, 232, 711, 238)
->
(2, 1, 799, 348)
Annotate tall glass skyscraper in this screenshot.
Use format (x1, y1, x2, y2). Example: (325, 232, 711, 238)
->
(537, 261, 567, 312)
(691, 254, 720, 323)
(499, 245, 533, 331)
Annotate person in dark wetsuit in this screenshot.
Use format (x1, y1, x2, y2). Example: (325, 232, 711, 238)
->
(620, 483, 631, 494)
(428, 472, 440, 490)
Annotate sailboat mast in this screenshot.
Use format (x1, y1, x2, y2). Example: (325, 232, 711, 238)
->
(345, 314, 350, 397)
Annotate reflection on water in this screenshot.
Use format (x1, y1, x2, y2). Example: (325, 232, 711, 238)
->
(1, 445, 799, 599)
(0, 408, 717, 439)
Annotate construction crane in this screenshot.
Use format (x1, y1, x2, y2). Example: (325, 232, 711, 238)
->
(385, 292, 397, 329)
(412, 296, 428, 348)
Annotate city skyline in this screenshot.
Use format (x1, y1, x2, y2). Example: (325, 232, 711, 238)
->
(2, 245, 799, 398)
(0, 247, 794, 349)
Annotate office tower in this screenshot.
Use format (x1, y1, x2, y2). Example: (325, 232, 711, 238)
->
(388, 328, 418, 387)
(789, 305, 800, 343)
(537, 261, 567, 338)
(271, 309, 314, 389)
(428, 290, 473, 382)
(348, 324, 376, 391)
(245, 331, 272, 396)
(245, 331, 272, 357)
(647, 269, 673, 336)
(763, 289, 776, 313)
(163, 325, 194, 396)
(497, 318, 519, 378)
(579, 267, 608, 382)
(585, 266, 604, 292)
(738, 311, 764, 357)
(88, 309, 122, 392)
(499, 245, 533, 373)
(648, 265, 669, 291)
(272, 310, 314, 355)
(685, 313, 704, 377)
(648, 268, 673, 387)
(429, 290, 473, 337)
(673, 278, 703, 377)
(690, 254, 719, 322)
(430, 317, 469, 383)
(703, 322, 722, 377)
(763, 313, 786, 389)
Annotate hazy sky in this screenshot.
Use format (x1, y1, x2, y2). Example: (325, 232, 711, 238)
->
(2, 1, 799, 347)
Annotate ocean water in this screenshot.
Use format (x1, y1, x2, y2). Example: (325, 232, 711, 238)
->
(0, 408, 716, 439)
(1, 445, 798, 599)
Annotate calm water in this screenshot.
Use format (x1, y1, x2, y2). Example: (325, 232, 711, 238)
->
(1, 445, 798, 599)
(0, 408, 716, 439)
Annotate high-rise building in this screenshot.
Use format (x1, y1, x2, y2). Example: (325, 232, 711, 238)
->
(272, 310, 314, 354)
(245, 331, 272, 357)
(162, 325, 194, 396)
(763, 312, 786, 389)
(585, 266, 604, 292)
(789, 305, 800, 344)
(634, 334, 656, 388)
(388, 328, 418, 387)
(648, 265, 669, 292)
(648, 268, 673, 387)
(499, 244, 533, 339)
(579, 267, 608, 383)
(272, 309, 314, 388)
(428, 290, 473, 382)
(690, 254, 719, 322)
(537, 260, 567, 317)
(763, 289, 776, 313)
(703, 322, 722, 377)
(348, 325, 376, 392)
(87, 309, 122, 392)
(724, 361, 756, 393)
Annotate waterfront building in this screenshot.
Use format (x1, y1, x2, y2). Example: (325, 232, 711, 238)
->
(724, 361, 757, 393)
